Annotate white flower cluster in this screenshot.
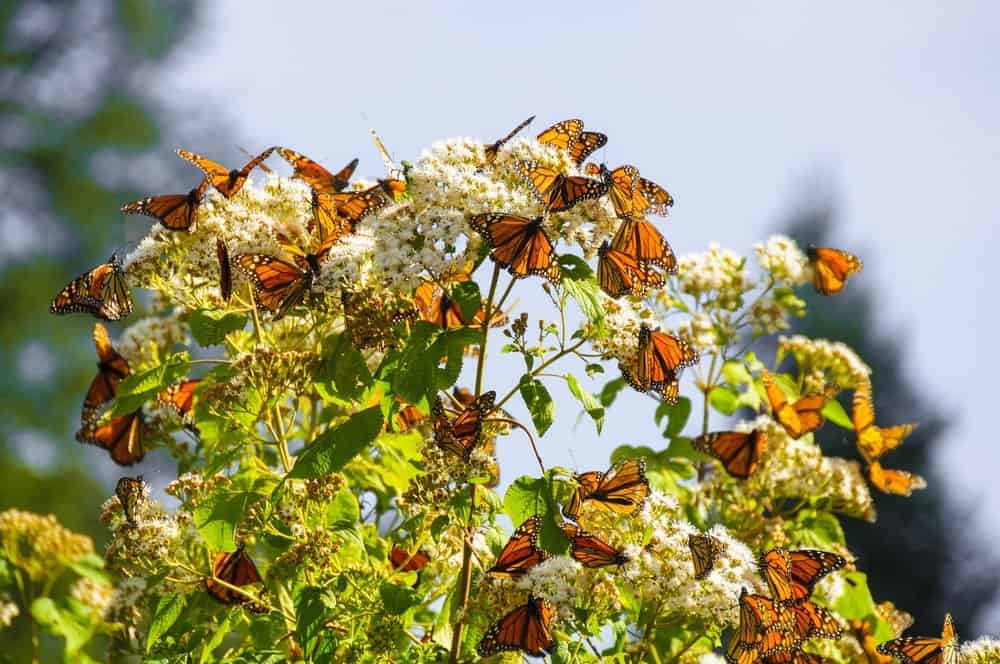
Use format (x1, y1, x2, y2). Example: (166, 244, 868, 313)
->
(70, 576, 114, 616)
(676, 242, 752, 309)
(115, 311, 189, 372)
(0, 593, 19, 627)
(515, 555, 584, 621)
(778, 335, 871, 389)
(961, 638, 1000, 663)
(754, 234, 810, 287)
(588, 293, 660, 366)
(749, 296, 791, 336)
(711, 415, 876, 522)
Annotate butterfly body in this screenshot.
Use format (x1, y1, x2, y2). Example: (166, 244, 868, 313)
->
(487, 516, 550, 578)
(477, 594, 555, 657)
(693, 430, 767, 479)
(514, 160, 609, 213)
(115, 475, 146, 526)
(807, 246, 862, 295)
(50, 254, 133, 321)
(468, 213, 561, 283)
(483, 115, 535, 166)
(120, 178, 209, 231)
(177, 147, 274, 199)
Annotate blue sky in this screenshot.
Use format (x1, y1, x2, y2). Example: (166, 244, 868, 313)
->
(156, 0, 998, 582)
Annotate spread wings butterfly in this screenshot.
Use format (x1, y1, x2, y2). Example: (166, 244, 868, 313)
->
(277, 147, 358, 194)
(514, 160, 608, 213)
(177, 147, 274, 199)
(76, 410, 145, 466)
(487, 516, 550, 578)
(468, 213, 561, 283)
(762, 370, 837, 439)
(693, 429, 767, 479)
(758, 547, 846, 605)
(432, 390, 496, 460)
(620, 324, 698, 404)
(477, 595, 556, 657)
(121, 178, 209, 232)
(877, 613, 958, 664)
(564, 457, 649, 522)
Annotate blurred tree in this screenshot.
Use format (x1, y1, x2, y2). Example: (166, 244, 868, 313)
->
(775, 196, 999, 634)
(0, 1, 227, 659)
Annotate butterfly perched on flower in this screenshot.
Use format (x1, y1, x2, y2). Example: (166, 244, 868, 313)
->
(206, 544, 263, 605)
(468, 213, 561, 283)
(120, 178, 209, 232)
(852, 377, 917, 463)
(564, 457, 649, 522)
(413, 266, 508, 329)
(758, 548, 846, 605)
(277, 147, 358, 194)
(597, 240, 664, 298)
(763, 652, 829, 664)
(76, 410, 145, 466)
(867, 461, 926, 497)
(514, 160, 609, 213)
(478, 594, 555, 657)
(115, 475, 146, 526)
(688, 533, 726, 580)
(177, 147, 274, 199)
(236, 231, 335, 320)
(217, 238, 232, 302)
(158, 379, 201, 421)
(611, 217, 678, 272)
(313, 184, 393, 238)
(693, 430, 767, 479)
(620, 324, 698, 404)
(762, 370, 838, 439)
(877, 613, 957, 664)
(583, 162, 671, 221)
(83, 323, 130, 417)
(560, 522, 627, 568)
(50, 253, 133, 321)
(785, 601, 844, 642)
(483, 115, 535, 166)
(807, 246, 862, 296)
(726, 588, 795, 664)
(487, 516, 550, 578)
(537, 118, 607, 166)
(432, 390, 496, 460)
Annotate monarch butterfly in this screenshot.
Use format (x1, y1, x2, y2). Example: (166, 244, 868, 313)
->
(115, 475, 146, 526)
(176, 147, 274, 199)
(83, 323, 130, 416)
(514, 160, 609, 213)
(487, 516, 550, 578)
(50, 254, 133, 321)
(620, 324, 698, 403)
(560, 522, 627, 568)
(276, 147, 358, 194)
(807, 246, 862, 296)
(764, 650, 829, 664)
(236, 231, 334, 320)
(867, 461, 927, 496)
(389, 546, 430, 573)
(432, 390, 496, 460)
(688, 533, 726, 580)
(76, 410, 145, 466)
(413, 271, 508, 329)
(786, 601, 843, 641)
(852, 377, 917, 463)
(583, 163, 650, 220)
(341, 289, 416, 350)
(758, 548, 847, 606)
(877, 613, 957, 664)
(217, 238, 232, 302)
(726, 588, 795, 664)
(692, 430, 767, 479)
(762, 371, 837, 439)
(478, 594, 555, 657)
(637, 175, 674, 216)
(483, 115, 535, 166)
(537, 119, 607, 166)
(206, 544, 263, 605)
(120, 178, 209, 232)
(611, 218, 678, 272)
(158, 379, 201, 419)
(597, 240, 664, 298)
(313, 184, 392, 232)
(392, 403, 427, 432)
(564, 457, 649, 521)
(468, 213, 561, 283)
(851, 619, 894, 664)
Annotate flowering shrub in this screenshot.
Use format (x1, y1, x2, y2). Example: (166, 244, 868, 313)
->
(10, 122, 999, 662)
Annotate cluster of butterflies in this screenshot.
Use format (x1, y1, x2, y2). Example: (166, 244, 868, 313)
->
(691, 369, 924, 496)
(72, 322, 199, 465)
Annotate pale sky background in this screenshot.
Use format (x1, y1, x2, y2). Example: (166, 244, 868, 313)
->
(153, 0, 997, 605)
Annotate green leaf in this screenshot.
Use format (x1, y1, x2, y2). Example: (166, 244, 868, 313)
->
(380, 582, 421, 615)
(654, 397, 691, 437)
(822, 398, 852, 429)
(289, 406, 383, 479)
(31, 598, 91, 655)
(789, 510, 846, 548)
(503, 474, 565, 552)
(189, 309, 247, 346)
(296, 587, 336, 660)
(519, 377, 554, 437)
(146, 594, 186, 652)
(565, 373, 604, 433)
(600, 377, 627, 407)
(560, 256, 604, 331)
(834, 571, 879, 620)
(111, 355, 191, 415)
(326, 488, 360, 528)
(451, 281, 482, 322)
(722, 359, 752, 388)
(317, 333, 371, 399)
(708, 386, 739, 415)
(558, 254, 593, 281)
(193, 491, 258, 551)
(392, 323, 440, 403)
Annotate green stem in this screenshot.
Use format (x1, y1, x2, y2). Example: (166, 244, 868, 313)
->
(495, 338, 587, 410)
(450, 262, 501, 663)
(669, 632, 704, 663)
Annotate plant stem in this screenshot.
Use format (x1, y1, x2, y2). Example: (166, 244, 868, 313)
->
(669, 632, 704, 663)
(697, 352, 718, 481)
(495, 338, 587, 410)
(450, 262, 502, 663)
(488, 416, 545, 473)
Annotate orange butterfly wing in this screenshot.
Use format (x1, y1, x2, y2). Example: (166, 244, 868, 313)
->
(694, 430, 767, 479)
(807, 246, 863, 295)
(121, 178, 208, 231)
(537, 119, 584, 150)
(177, 147, 274, 199)
(277, 147, 357, 194)
(581, 458, 649, 517)
(787, 550, 846, 601)
(77, 410, 145, 466)
(477, 595, 556, 657)
(763, 371, 831, 439)
(877, 613, 956, 664)
(487, 516, 550, 578)
(597, 240, 663, 298)
(432, 391, 495, 460)
(639, 176, 674, 215)
(611, 218, 677, 272)
(853, 377, 917, 463)
(688, 533, 725, 580)
(206, 545, 262, 605)
(564, 470, 603, 521)
(561, 522, 627, 568)
(84, 323, 130, 413)
(389, 546, 430, 573)
(868, 462, 926, 496)
(468, 213, 561, 283)
(236, 254, 311, 320)
(483, 115, 535, 165)
(158, 379, 201, 418)
(514, 160, 608, 213)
